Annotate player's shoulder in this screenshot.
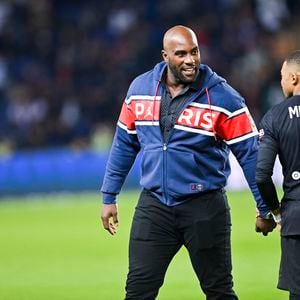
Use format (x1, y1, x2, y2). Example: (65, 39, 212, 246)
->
(128, 69, 154, 91)
(260, 99, 289, 132)
(265, 97, 296, 121)
(261, 102, 281, 123)
(212, 80, 246, 113)
(200, 65, 245, 112)
(127, 62, 165, 96)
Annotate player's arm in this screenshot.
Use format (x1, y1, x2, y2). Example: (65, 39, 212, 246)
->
(253, 112, 282, 235)
(229, 131, 278, 235)
(101, 124, 140, 204)
(255, 141, 280, 211)
(217, 103, 270, 217)
(100, 100, 140, 234)
(255, 113, 280, 215)
(229, 136, 271, 217)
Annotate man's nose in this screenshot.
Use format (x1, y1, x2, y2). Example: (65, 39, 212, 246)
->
(185, 54, 195, 64)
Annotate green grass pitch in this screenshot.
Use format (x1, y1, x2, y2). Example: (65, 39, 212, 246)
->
(0, 190, 287, 300)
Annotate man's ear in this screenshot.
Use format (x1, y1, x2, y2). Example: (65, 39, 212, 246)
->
(292, 72, 299, 85)
(161, 50, 168, 62)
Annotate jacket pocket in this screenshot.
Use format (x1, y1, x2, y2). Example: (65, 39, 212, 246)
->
(140, 150, 163, 193)
(166, 150, 205, 198)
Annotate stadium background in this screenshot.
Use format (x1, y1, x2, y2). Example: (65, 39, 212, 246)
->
(0, 0, 299, 299)
(1, 0, 299, 193)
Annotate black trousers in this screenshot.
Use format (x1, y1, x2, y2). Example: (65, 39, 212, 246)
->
(125, 189, 238, 300)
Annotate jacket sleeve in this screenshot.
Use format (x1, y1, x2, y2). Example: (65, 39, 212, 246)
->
(255, 111, 280, 211)
(230, 136, 270, 216)
(217, 104, 270, 217)
(101, 100, 141, 204)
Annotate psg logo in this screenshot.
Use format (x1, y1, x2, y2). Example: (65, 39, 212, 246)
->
(258, 129, 264, 137)
(291, 171, 300, 181)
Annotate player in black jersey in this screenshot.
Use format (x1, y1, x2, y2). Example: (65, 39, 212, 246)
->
(256, 50, 300, 300)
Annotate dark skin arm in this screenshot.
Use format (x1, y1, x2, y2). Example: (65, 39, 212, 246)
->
(101, 204, 119, 235)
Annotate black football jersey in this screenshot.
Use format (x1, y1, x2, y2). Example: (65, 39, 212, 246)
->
(256, 95, 300, 235)
(257, 95, 300, 200)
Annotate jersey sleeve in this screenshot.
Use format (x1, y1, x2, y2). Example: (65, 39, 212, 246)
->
(255, 111, 280, 210)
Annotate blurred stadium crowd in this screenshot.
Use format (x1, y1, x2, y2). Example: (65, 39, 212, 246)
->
(0, 0, 299, 151)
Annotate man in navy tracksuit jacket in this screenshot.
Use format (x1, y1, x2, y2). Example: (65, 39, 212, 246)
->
(101, 25, 272, 300)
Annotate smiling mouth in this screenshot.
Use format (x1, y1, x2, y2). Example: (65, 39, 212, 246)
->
(182, 68, 196, 76)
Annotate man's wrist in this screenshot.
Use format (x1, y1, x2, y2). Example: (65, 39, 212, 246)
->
(256, 208, 271, 219)
(261, 212, 273, 219)
(102, 193, 117, 204)
(271, 209, 281, 223)
(260, 211, 281, 223)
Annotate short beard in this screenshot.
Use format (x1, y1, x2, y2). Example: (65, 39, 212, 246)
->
(168, 64, 197, 84)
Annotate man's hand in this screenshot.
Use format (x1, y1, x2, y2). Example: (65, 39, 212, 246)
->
(101, 204, 119, 235)
(255, 216, 277, 236)
(271, 208, 282, 224)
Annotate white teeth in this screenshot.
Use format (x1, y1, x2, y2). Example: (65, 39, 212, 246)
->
(183, 69, 195, 74)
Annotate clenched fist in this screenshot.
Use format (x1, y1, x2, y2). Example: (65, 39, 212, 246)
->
(255, 216, 277, 236)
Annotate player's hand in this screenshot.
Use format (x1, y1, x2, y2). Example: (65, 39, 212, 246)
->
(255, 216, 276, 236)
(101, 204, 119, 235)
(271, 208, 282, 224)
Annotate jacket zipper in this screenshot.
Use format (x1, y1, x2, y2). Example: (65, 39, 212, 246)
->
(163, 88, 206, 146)
(162, 142, 168, 204)
(161, 87, 207, 204)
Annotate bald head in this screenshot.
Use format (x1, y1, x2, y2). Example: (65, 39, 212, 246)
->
(161, 25, 201, 85)
(163, 25, 198, 52)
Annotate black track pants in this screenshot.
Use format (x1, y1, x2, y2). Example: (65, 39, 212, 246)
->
(125, 189, 238, 300)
